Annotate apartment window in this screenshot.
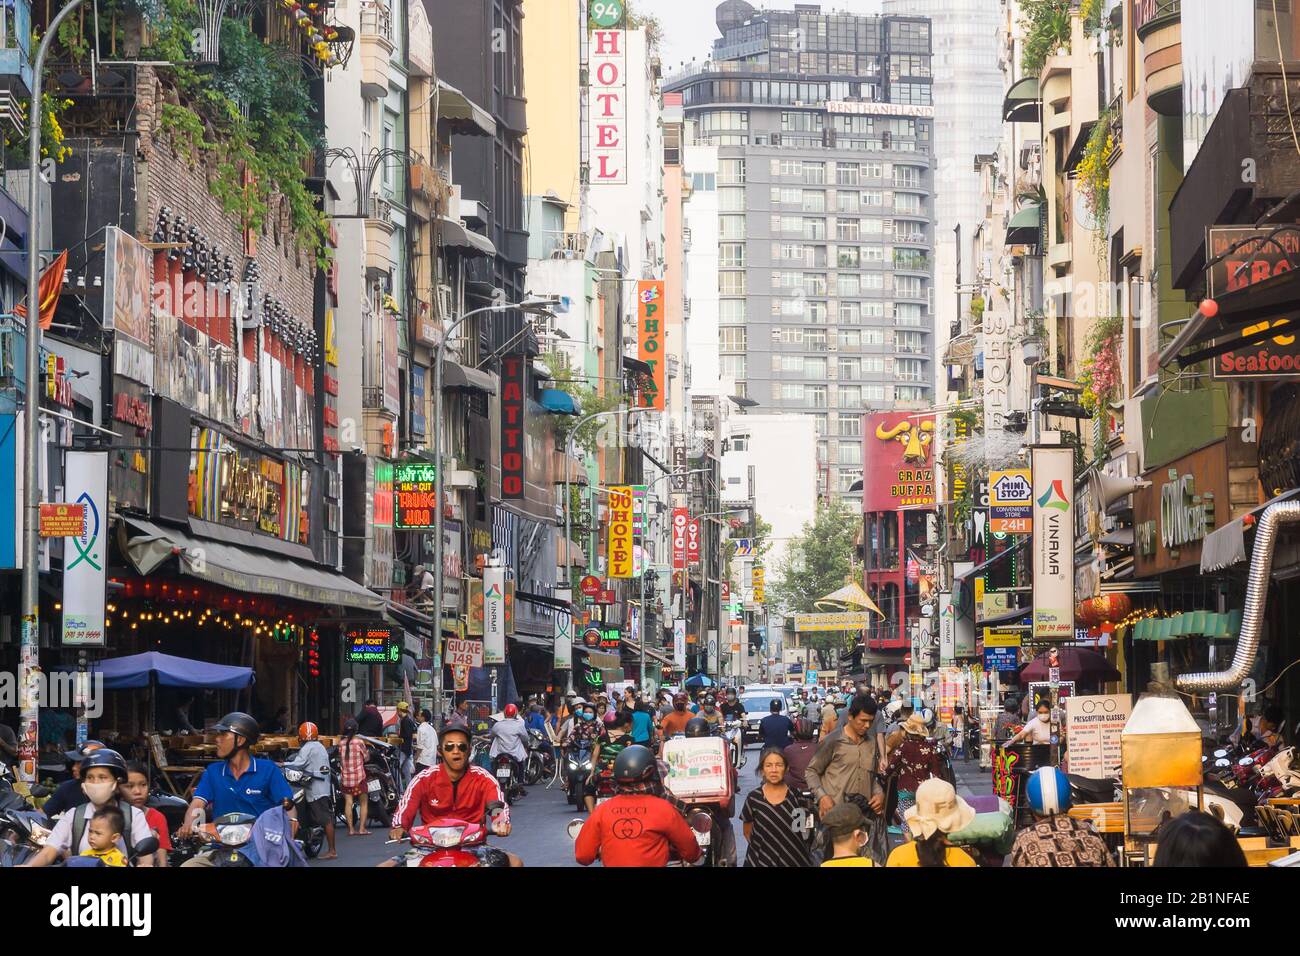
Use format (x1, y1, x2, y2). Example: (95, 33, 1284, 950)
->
(893, 166, 923, 188)
(699, 110, 749, 132)
(896, 303, 922, 325)
(863, 162, 886, 179)
(773, 242, 805, 262)
(773, 298, 806, 317)
(897, 331, 926, 353)
(720, 216, 747, 239)
(781, 111, 823, 132)
(805, 329, 828, 351)
(720, 354, 747, 379)
(719, 299, 746, 322)
(719, 272, 746, 295)
(719, 188, 747, 211)
(776, 354, 804, 374)
(810, 413, 828, 436)
(780, 382, 805, 402)
(836, 162, 860, 186)
(730, 435, 749, 452)
(838, 329, 861, 349)
(802, 162, 825, 185)
(863, 357, 885, 373)
(838, 357, 862, 380)
(862, 273, 884, 291)
(862, 328, 885, 345)
(862, 218, 884, 235)
(718, 159, 746, 184)
(838, 441, 862, 466)
(839, 385, 861, 407)
(838, 246, 860, 268)
(803, 218, 826, 240)
(838, 470, 863, 494)
(895, 276, 924, 298)
(837, 412, 862, 437)
(836, 219, 860, 241)
(837, 274, 860, 297)
(719, 243, 746, 268)
(863, 244, 886, 262)
(863, 190, 885, 207)
(896, 385, 927, 401)
(863, 303, 886, 320)
(865, 385, 888, 401)
(895, 192, 923, 215)
(837, 192, 860, 214)
(777, 327, 804, 345)
(690, 173, 716, 191)
(771, 186, 802, 206)
(807, 385, 828, 407)
(804, 356, 828, 378)
(817, 440, 829, 463)
(807, 302, 828, 323)
(839, 301, 861, 324)
(802, 190, 826, 213)
(896, 359, 925, 382)
(804, 273, 827, 296)
(773, 159, 803, 178)
(719, 327, 747, 351)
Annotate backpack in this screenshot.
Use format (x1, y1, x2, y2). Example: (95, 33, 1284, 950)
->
(70, 798, 136, 859)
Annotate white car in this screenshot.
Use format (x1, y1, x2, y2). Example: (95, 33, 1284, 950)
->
(740, 693, 791, 745)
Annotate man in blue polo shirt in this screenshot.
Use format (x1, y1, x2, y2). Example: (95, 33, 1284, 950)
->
(178, 711, 295, 865)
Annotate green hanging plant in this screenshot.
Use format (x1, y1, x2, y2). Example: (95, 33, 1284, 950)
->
(1020, 0, 1072, 76)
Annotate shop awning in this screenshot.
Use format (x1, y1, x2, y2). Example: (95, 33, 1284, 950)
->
(1158, 268, 1300, 369)
(1002, 76, 1041, 122)
(91, 652, 254, 691)
(622, 355, 653, 377)
(557, 536, 586, 567)
(539, 387, 580, 415)
(386, 600, 435, 636)
(1005, 203, 1042, 246)
(437, 216, 497, 258)
(510, 633, 553, 650)
(1133, 609, 1243, 641)
(1200, 489, 1300, 572)
(437, 80, 496, 136)
(442, 360, 497, 394)
(122, 518, 384, 612)
(978, 605, 1032, 628)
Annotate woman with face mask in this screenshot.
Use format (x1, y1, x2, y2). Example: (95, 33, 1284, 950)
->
(23, 749, 155, 866)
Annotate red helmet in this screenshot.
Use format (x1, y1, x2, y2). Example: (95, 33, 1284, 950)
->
(673, 693, 689, 707)
(602, 711, 620, 726)
(504, 703, 518, 718)
(298, 722, 318, 741)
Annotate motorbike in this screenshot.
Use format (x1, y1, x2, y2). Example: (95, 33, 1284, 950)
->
(492, 753, 525, 801)
(564, 746, 593, 809)
(361, 736, 401, 828)
(283, 766, 328, 858)
(723, 720, 746, 771)
(168, 812, 259, 867)
(564, 811, 713, 867)
(390, 803, 511, 867)
(0, 807, 52, 866)
(523, 728, 555, 786)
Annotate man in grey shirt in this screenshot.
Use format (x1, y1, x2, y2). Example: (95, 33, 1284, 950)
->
(806, 694, 884, 818)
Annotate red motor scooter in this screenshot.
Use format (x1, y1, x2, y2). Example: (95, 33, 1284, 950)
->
(394, 803, 512, 867)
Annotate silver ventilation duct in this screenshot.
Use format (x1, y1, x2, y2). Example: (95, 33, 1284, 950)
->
(1176, 500, 1300, 693)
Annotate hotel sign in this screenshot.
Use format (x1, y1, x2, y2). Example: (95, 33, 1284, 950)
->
(588, 29, 627, 184)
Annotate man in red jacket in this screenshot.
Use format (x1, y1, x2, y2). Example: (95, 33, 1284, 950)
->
(389, 724, 522, 866)
(575, 745, 701, 868)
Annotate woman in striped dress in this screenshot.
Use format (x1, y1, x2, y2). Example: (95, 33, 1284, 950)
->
(740, 748, 815, 867)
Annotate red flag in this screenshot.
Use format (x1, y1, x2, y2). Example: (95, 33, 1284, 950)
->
(15, 250, 68, 331)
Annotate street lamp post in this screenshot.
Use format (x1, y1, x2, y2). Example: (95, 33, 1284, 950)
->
(691, 508, 748, 685)
(433, 295, 556, 723)
(637, 467, 708, 694)
(19, 0, 86, 782)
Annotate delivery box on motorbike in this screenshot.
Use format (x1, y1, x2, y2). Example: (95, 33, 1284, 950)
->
(662, 737, 732, 803)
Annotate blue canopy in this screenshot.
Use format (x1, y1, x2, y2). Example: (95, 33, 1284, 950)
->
(539, 388, 580, 415)
(683, 673, 715, 688)
(91, 652, 255, 690)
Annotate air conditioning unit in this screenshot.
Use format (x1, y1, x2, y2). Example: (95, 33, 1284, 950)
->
(437, 284, 453, 318)
(827, 341, 839, 351)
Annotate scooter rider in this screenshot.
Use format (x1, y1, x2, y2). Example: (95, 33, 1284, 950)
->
(489, 703, 530, 797)
(390, 723, 522, 867)
(720, 688, 746, 722)
(283, 722, 336, 860)
(681, 717, 738, 866)
(574, 745, 702, 868)
(177, 711, 296, 866)
(698, 694, 725, 728)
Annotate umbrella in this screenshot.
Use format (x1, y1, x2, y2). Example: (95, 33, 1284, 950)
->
(1019, 647, 1121, 685)
(683, 673, 715, 688)
(89, 652, 255, 690)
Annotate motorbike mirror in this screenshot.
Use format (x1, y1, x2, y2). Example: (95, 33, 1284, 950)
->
(1239, 757, 1256, 766)
(131, 836, 160, 859)
(566, 819, 584, 841)
(485, 800, 504, 814)
(1214, 749, 1230, 758)
(1215, 758, 1231, 768)
(689, 810, 713, 834)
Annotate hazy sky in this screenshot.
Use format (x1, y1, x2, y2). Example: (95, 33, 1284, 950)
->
(651, 0, 884, 75)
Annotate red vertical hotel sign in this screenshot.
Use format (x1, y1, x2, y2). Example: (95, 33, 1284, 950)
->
(671, 507, 688, 569)
(500, 354, 526, 499)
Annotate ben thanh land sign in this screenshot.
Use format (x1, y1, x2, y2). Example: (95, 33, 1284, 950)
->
(794, 611, 872, 632)
(393, 461, 439, 530)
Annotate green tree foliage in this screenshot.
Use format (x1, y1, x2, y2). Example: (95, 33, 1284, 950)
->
(771, 499, 861, 666)
(1019, 0, 1072, 77)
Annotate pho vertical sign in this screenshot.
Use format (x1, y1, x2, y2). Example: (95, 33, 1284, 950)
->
(1031, 447, 1075, 641)
(500, 354, 526, 499)
(637, 280, 665, 410)
(62, 452, 108, 647)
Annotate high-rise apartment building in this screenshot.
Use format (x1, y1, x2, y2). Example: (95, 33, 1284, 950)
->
(665, 2, 936, 505)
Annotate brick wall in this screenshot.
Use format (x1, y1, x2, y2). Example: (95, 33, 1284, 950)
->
(134, 66, 316, 322)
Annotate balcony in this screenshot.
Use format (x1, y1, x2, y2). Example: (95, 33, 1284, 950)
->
(501, 227, 529, 266)
(359, 3, 394, 100)
(0, 0, 33, 103)
(501, 93, 527, 135)
(1136, 1, 1181, 116)
(365, 215, 395, 278)
(542, 230, 588, 259)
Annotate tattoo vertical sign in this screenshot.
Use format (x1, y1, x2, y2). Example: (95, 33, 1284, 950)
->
(637, 280, 665, 410)
(500, 354, 526, 499)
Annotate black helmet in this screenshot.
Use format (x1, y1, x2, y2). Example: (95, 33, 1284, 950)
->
(793, 718, 815, 740)
(343, 718, 360, 736)
(613, 745, 657, 785)
(79, 748, 128, 781)
(212, 712, 261, 748)
(684, 717, 711, 738)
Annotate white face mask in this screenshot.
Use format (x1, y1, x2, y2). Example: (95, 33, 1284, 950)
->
(82, 780, 118, 806)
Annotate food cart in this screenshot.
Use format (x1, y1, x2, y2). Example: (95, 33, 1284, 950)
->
(1119, 694, 1203, 866)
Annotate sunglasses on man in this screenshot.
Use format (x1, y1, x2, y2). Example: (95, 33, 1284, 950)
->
(442, 741, 469, 753)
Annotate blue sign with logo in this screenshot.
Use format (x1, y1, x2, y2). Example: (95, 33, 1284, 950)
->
(984, 646, 1019, 672)
(410, 366, 427, 439)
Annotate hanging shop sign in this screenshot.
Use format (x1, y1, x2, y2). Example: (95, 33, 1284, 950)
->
(685, 516, 701, 565)
(61, 451, 108, 647)
(984, 646, 1020, 672)
(636, 280, 665, 410)
(444, 637, 484, 669)
(608, 485, 635, 578)
(554, 610, 573, 671)
(580, 575, 602, 597)
(1133, 441, 1227, 576)
(864, 411, 936, 511)
(794, 611, 872, 632)
(500, 354, 526, 499)
(345, 624, 401, 664)
(0, 413, 19, 570)
(1064, 694, 1132, 780)
(989, 468, 1033, 534)
(673, 619, 686, 668)
(393, 460, 439, 530)
(588, 28, 627, 184)
(39, 503, 86, 537)
(190, 426, 309, 544)
(1204, 226, 1300, 377)
(751, 566, 765, 604)
(410, 365, 427, 438)
(483, 566, 507, 664)
(671, 507, 688, 569)
(103, 226, 153, 346)
(1030, 446, 1075, 641)
(467, 577, 514, 635)
(588, 0, 624, 28)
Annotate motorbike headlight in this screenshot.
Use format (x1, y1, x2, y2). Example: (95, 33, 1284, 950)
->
(215, 823, 253, 847)
(426, 826, 466, 848)
(284, 769, 303, 783)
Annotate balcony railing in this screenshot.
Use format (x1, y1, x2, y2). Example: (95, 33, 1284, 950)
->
(360, 2, 393, 41)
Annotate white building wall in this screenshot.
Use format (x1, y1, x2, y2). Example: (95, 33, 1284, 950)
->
(683, 142, 720, 396)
